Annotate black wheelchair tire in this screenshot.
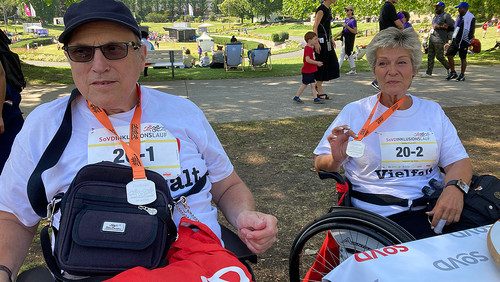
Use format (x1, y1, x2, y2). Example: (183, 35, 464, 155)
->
(289, 207, 415, 282)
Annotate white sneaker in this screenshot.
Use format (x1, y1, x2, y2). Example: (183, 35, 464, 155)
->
(420, 73, 432, 78)
(346, 70, 357, 75)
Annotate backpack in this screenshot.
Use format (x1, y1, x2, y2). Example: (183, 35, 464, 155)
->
(0, 31, 26, 93)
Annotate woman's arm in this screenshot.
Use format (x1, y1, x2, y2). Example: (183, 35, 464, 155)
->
(427, 158, 472, 228)
(314, 125, 358, 173)
(313, 10, 324, 53)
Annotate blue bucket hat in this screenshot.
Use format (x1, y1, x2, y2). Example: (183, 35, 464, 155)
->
(59, 0, 140, 44)
(455, 2, 469, 8)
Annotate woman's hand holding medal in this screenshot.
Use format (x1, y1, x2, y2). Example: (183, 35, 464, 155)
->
(326, 125, 358, 164)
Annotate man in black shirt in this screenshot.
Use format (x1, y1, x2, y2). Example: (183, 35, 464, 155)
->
(379, 0, 404, 31)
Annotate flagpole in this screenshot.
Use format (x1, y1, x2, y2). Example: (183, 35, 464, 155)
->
(1, 0, 7, 32)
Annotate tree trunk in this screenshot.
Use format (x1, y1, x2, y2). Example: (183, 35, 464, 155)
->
(58, 0, 67, 17)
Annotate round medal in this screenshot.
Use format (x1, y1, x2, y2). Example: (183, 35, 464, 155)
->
(126, 178, 157, 205)
(346, 140, 365, 158)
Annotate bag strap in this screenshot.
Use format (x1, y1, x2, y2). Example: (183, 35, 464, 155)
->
(174, 172, 208, 202)
(27, 89, 80, 218)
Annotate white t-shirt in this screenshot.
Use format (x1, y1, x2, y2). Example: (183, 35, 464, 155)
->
(0, 86, 232, 240)
(314, 94, 469, 216)
(141, 38, 154, 51)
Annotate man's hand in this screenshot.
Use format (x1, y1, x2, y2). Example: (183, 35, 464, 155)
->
(236, 211, 278, 255)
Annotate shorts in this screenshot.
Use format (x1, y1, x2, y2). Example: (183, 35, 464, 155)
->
(302, 72, 316, 85)
(446, 41, 468, 59)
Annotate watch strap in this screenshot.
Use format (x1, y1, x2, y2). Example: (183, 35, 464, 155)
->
(0, 265, 13, 282)
(445, 179, 468, 194)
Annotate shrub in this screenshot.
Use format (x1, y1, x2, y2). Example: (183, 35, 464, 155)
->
(271, 33, 280, 42)
(279, 31, 289, 42)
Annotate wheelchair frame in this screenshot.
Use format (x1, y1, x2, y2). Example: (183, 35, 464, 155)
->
(288, 171, 415, 282)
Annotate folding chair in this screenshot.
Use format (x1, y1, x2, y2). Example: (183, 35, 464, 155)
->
(224, 43, 244, 72)
(249, 48, 272, 71)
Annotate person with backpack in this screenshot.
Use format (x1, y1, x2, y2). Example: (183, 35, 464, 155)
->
(0, 0, 277, 280)
(0, 31, 25, 173)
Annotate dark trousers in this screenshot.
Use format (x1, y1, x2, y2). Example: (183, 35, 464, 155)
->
(388, 209, 436, 240)
(426, 41, 449, 75)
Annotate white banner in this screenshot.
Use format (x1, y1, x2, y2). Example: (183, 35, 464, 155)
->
(323, 225, 500, 281)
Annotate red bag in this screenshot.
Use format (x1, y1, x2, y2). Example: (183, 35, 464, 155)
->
(106, 218, 253, 282)
(471, 38, 481, 53)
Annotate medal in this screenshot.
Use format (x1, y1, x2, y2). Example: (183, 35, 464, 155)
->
(346, 140, 365, 158)
(126, 179, 157, 205)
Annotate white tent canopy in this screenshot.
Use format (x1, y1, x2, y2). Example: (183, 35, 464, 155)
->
(196, 32, 214, 52)
(198, 23, 214, 27)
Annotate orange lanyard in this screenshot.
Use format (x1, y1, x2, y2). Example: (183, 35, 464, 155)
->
(354, 93, 406, 141)
(87, 85, 146, 180)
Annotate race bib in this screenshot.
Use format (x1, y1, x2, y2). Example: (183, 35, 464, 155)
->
(88, 123, 181, 179)
(378, 131, 438, 170)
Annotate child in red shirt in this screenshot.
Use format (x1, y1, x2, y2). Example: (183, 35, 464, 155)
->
(293, 32, 325, 104)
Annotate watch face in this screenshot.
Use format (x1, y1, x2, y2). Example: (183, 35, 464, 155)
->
(457, 179, 469, 193)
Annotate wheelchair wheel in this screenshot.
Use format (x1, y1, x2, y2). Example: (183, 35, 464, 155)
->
(289, 207, 415, 282)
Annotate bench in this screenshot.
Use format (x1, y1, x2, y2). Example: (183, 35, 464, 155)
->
(145, 49, 184, 78)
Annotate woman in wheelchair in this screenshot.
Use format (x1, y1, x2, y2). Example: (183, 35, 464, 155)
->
(313, 27, 472, 240)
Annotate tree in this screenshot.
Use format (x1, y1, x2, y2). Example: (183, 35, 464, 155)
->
(219, 0, 252, 23)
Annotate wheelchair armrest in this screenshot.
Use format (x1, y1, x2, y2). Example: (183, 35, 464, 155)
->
(221, 224, 258, 264)
(318, 170, 345, 185)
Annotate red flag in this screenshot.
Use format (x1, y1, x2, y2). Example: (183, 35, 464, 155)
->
(303, 231, 341, 281)
(24, 4, 32, 17)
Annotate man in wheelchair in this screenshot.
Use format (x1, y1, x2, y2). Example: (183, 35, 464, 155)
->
(313, 27, 472, 240)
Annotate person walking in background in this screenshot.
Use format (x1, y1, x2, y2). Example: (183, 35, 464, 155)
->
(422, 2, 454, 78)
(371, 0, 404, 91)
(446, 2, 475, 82)
(141, 30, 154, 77)
(379, 0, 404, 31)
(293, 32, 324, 105)
(482, 21, 488, 38)
(335, 5, 357, 75)
(313, 0, 340, 101)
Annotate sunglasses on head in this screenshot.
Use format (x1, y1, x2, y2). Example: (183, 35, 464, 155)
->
(63, 42, 141, 62)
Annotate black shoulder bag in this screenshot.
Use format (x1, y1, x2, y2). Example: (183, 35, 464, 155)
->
(425, 174, 500, 233)
(26, 90, 186, 281)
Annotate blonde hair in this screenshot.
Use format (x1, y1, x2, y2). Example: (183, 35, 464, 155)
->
(366, 27, 422, 73)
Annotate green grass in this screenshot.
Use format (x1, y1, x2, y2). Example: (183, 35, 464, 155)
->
(10, 21, 500, 84)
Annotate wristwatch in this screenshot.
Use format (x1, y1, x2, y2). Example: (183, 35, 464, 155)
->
(445, 179, 470, 194)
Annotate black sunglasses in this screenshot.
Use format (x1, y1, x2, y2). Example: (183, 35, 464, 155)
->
(63, 42, 141, 62)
